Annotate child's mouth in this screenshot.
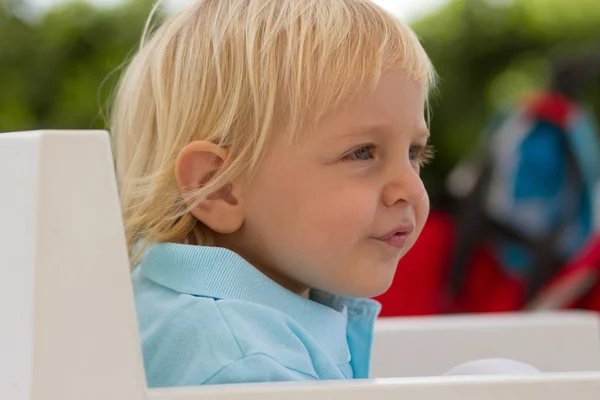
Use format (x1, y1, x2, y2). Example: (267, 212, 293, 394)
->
(375, 225, 414, 249)
(380, 232, 410, 249)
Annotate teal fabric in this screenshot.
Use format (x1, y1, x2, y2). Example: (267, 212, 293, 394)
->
(133, 243, 381, 387)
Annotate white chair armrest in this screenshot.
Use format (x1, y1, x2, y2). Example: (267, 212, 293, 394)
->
(371, 312, 600, 378)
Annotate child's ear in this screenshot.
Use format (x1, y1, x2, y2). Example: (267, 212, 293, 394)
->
(175, 141, 244, 234)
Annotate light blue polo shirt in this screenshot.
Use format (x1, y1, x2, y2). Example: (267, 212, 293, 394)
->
(133, 243, 381, 387)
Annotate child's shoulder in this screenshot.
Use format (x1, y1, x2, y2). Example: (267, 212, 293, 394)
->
(133, 274, 320, 387)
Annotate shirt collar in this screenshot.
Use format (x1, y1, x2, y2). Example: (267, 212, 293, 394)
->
(138, 243, 380, 366)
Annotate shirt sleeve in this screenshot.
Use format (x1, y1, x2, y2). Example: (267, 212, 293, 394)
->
(203, 353, 317, 385)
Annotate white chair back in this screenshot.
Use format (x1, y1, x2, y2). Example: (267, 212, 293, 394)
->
(0, 131, 146, 400)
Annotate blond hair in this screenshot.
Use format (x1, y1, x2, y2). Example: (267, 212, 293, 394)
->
(111, 0, 436, 265)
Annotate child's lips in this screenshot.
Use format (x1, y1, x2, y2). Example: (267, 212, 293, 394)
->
(375, 225, 414, 249)
(380, 232, 410, 249)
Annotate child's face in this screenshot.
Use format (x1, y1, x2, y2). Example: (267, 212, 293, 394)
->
(223, 70, 430, 298)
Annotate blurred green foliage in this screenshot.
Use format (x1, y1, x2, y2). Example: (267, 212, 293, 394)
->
(1, 0, 600, 195)
(0, 0, 155, 130)
(415, 0, 600, 184)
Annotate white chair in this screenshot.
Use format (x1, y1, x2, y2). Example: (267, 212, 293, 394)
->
(372, 311, 600, 377)
(1, 130, 600, 400)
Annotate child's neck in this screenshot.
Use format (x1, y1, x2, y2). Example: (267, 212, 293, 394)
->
(248, 259, 311, 298)
(213, 237, 311, 298)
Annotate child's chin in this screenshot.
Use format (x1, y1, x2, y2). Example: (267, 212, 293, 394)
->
(363, 282, 393, 299)
(338, 277, 394, 299)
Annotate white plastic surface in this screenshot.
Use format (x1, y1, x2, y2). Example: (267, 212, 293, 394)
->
(148, 373, 600, 400)
(1, 130, 600, 400)
(371, 312, 600, 378)
(0, 133, 40, 400)
(0, 131, 146, 400)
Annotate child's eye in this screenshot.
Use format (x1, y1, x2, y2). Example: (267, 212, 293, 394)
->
(409, 144, 435, 167)
(343, 144, 376, 162)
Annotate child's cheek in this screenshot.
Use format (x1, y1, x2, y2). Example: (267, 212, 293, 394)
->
(311, 192, 377, 245)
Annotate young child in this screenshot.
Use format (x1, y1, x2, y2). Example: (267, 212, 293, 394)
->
(112, 0, 435, 388)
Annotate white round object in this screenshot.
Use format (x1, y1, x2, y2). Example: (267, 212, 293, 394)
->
(443, 358, 542, 376)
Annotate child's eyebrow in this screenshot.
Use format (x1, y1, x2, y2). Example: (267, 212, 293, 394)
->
(341, 124, 393, 139)
(339, 124, 430, 141)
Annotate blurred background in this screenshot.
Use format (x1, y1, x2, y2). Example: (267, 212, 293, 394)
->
(2, 0, 600, 316)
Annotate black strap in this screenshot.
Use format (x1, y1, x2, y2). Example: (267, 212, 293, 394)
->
(446, 155, 493, 301)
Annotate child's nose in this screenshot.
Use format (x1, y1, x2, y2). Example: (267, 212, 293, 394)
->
(382, 166, 426, 207)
